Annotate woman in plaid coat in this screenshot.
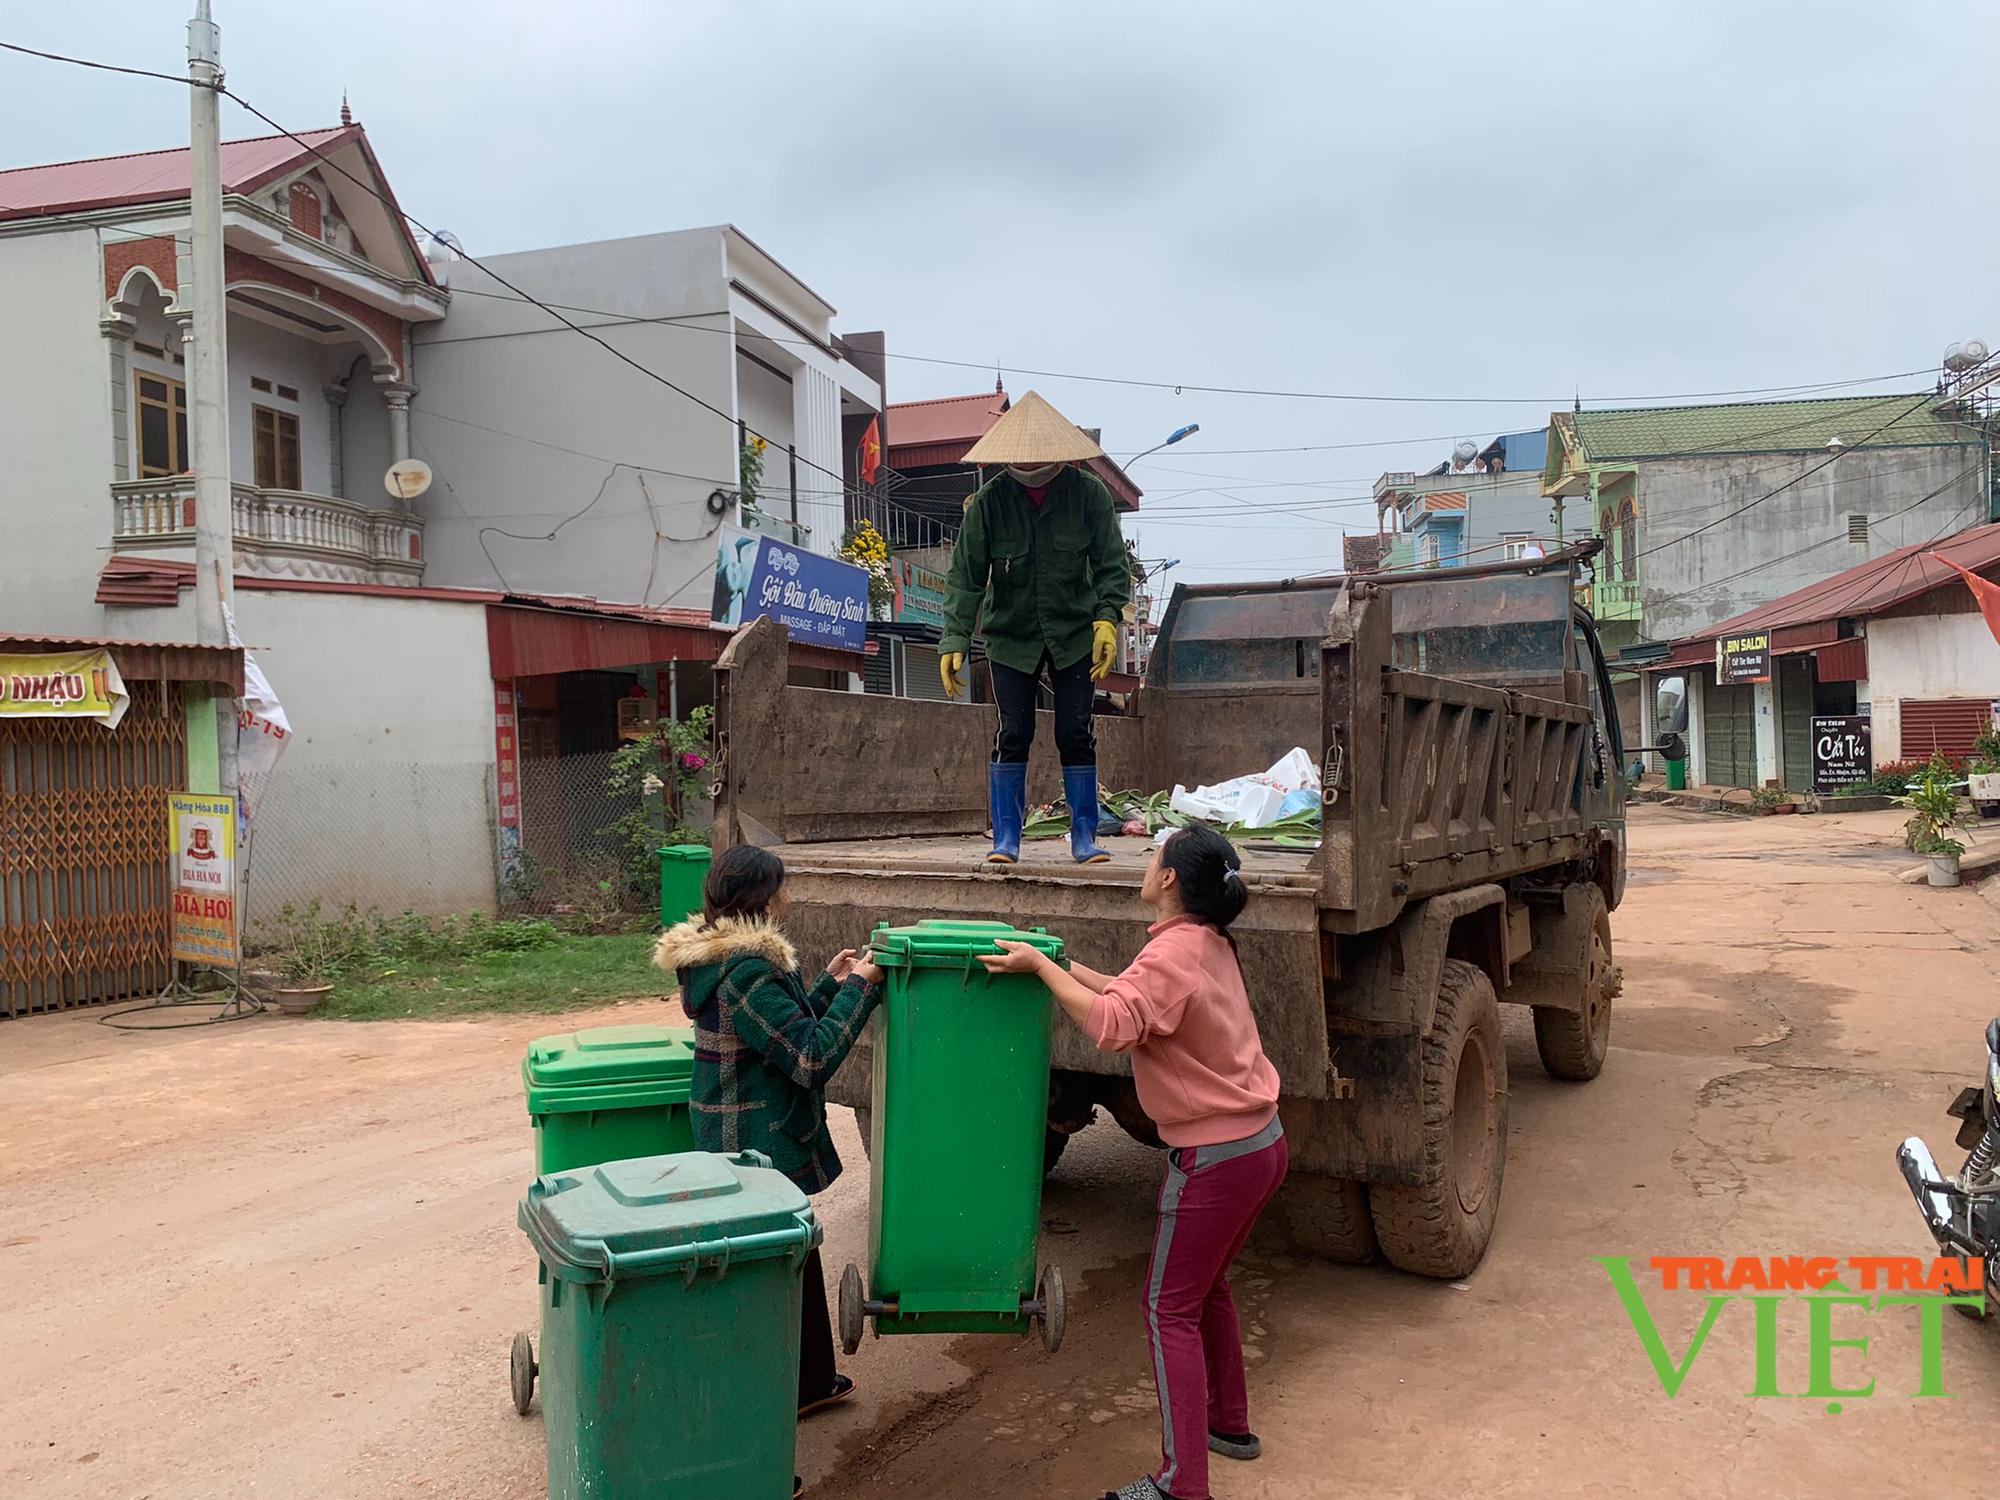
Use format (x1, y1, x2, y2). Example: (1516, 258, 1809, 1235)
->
(654, 845, 884, 1421)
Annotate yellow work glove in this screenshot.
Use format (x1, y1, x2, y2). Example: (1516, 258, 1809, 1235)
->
(940, 651, 966, 698)
(1090, 620, 1118, 682)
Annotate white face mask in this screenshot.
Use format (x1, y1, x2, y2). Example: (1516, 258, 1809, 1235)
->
(1007, 462, 1063, 488)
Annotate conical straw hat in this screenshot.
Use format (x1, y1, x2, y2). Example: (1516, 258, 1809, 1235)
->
(962, 390, 1105, 466)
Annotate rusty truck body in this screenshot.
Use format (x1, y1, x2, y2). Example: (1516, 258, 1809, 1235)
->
(710, 547, 1628, 1277)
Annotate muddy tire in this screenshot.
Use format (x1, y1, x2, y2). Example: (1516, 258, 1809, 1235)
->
(1528, 884, 1616, 1082)
(1371, 960, 1508, 1280)
(1277, 1172, 1379, 1264)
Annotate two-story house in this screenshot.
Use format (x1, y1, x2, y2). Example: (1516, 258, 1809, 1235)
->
(0, 122, 884, 920)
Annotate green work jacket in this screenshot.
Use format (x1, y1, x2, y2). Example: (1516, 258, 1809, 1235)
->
(938, 465, 1131, 675)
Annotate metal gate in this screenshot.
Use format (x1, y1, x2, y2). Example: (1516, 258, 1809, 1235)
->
(1778, 656, 1814, 789)
(1, 679, 186, 1017)
(1704, 675, 1757, 788)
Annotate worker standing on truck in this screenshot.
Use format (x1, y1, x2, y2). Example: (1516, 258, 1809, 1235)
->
(981, 826, 1286, 1500)
(937, 390, 1132, 866)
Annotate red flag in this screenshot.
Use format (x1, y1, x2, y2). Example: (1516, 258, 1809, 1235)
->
(860, 417, 882, 486)
(1931, 553, 2000, 648)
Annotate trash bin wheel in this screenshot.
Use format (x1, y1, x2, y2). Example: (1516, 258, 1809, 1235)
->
(1037, 1264, 1066, 1355)
(838, 1261, 866, 1355)
(510, 1329, 537, 1416)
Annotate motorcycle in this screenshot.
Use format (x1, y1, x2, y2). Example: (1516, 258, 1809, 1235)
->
(1897, 1017, 2000, 1320)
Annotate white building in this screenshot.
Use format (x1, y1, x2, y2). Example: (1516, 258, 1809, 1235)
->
(0, 123, 882, 919)
(1643, 521, 2000, 790)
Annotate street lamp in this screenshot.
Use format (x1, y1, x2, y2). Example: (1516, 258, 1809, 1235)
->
(1124, 423, 1201, 466)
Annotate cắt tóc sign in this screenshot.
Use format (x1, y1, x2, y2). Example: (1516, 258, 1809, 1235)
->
(710, 525, 870, 652)
(1810, 715, 1873, 793)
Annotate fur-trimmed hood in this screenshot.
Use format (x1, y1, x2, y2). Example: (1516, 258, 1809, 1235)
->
(653, 915, 798, 978)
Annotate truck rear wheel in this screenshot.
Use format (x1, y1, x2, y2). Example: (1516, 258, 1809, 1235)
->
(1278, 1173, 1378, 1264)
(1371, 959, 1508, 1280)
(1525, 884, 1615, 1082)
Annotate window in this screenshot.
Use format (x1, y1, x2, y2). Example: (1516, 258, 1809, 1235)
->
(1502, 534, 1533, 560)
(276, 383, 299, 402)
(250, 376, 272, 394)
(1619, 500, 1638, 581)
(253, 405, 301, 490)
(1421, 532, 1442, 568)
(1848, 513, 1869, 545)
(135, 373, 190, 478)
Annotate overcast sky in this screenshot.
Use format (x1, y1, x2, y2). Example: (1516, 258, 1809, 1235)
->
(5, 1, 1995, 583)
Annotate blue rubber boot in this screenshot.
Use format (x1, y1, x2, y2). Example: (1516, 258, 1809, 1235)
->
(1064, 765, 1111, 864)
(987, 762, 1027, 864)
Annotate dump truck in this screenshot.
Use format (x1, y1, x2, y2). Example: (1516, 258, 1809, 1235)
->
(711, 544, 1640, 1278)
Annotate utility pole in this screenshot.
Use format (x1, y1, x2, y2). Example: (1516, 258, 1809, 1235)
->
(187, 1, 239, 794)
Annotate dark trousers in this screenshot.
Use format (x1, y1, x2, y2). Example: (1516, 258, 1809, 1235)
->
(991, 653, 1096, 767)
(799, 1245, 837, 1404)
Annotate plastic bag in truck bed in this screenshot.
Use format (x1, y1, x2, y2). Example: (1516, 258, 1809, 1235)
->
(1168, 747, 1321, 830)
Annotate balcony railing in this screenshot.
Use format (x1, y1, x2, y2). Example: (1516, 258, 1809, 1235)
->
(111, 478, 424, 586)
(1589, 577, 1642, 620)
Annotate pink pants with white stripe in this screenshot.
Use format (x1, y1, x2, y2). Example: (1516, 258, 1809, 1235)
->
(1143, 1117, 1289, 1500)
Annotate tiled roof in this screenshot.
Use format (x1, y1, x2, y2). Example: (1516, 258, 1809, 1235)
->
(1672, 519, 2000, 646)
(887, 389, 1010, 455)
(1342, 533, 1389, 573)
(0, 128, 356, 223)
(1573, 392, 1978, 462)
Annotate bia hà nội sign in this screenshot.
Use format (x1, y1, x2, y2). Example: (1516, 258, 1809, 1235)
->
(169, 792, 239, 968)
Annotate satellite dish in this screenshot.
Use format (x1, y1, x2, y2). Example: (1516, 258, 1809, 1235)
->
(1451, 440, 1479, 465)
(385, 458, 433, 501)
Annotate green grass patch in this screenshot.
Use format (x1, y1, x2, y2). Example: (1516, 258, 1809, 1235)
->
(316, 931, 668, 1021)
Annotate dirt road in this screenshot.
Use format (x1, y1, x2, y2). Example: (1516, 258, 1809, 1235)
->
(3, 805, 1995, 1499)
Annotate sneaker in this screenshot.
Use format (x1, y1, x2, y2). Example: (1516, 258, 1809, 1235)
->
(1208, 1428, 1261, 1460)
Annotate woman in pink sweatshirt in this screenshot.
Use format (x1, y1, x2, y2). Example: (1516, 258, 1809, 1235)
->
(982, 824, 1285, 1500)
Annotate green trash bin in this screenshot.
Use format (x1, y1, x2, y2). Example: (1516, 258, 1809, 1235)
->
(515, 1151, 820, 1499)
(523, 1024, 697, 1175)
(837, 919, 1068, 1355)
(659, 843, 712, 929)
(1666, 757, 1688, 791)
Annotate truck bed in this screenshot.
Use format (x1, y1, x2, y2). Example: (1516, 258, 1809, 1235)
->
(773, 834, 1320, 891)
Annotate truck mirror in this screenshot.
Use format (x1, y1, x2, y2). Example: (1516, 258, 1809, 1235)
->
(1655, 674, 1690, 735)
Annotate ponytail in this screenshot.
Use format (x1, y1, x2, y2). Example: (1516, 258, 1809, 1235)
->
(1159, 825, 1249, 943)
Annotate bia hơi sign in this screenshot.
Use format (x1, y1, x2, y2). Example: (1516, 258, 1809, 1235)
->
(1811, 715, 1873, 793)
(1716, 632, 1772, 685)
(0, 650, 130, 727)
(710, 525, 870, 652)
(170, 791, 239, 968)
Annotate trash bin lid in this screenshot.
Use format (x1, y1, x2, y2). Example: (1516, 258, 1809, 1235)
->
(658, 843, 713, 862)
(868, 918, 1066, 969)
(524, 1025, 695, 1115)
(520, 1151, 818, 1284)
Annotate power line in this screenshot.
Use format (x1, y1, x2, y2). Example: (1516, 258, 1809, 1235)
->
(0, 38, 187, 85)
(1628, 392, 1947, 565)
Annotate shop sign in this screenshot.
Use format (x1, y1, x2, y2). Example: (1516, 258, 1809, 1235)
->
(493, 681, 523, 890)
(1716, 632, 1771, 685)
(0, 650, 130, 727)
(710, 525, 869, 652)
(170, 792, 239, 968)
(893, 558, 949, 629)
(1810, 715, 1872, 793)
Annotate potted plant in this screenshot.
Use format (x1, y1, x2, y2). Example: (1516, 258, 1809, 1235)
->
(271, 948, 337, 1014)
(1896, 759, 1973, 888)
(1749, 786, 1794, 816)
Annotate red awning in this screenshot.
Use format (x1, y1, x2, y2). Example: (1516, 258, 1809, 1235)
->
(486, 603, 871, 679)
